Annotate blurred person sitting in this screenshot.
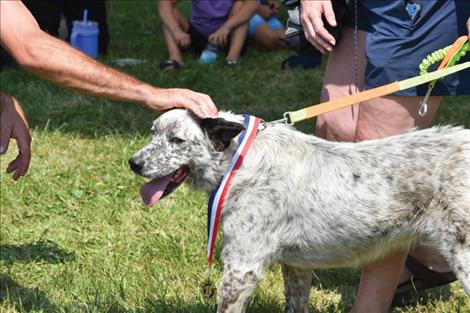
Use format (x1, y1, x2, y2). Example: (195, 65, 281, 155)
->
(248, 0, 286, 50)
(158, 0, 258, 71)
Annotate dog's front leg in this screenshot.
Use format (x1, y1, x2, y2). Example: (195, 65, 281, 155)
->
(282, 263, 312, 313)
(217, 266, 262, 313)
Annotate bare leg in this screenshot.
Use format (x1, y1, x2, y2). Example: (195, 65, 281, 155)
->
(251, 24, 286, 50)
(316, 27, 448, 313)
(226, 1, 249, 62)
(350, 250, 408, 313)
(161, 8, 189, 65)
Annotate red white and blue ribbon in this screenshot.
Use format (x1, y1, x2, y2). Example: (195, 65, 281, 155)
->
(207, 115, 261, 266)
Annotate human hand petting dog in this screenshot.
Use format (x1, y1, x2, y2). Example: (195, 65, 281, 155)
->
(300, 0, 337, 54)
(0, 92, 31, 181)
(151, 88, 218, 118)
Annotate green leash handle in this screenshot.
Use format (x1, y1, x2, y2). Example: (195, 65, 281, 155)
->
(418, 36, 469, 116)
(419, 36, 469, 75)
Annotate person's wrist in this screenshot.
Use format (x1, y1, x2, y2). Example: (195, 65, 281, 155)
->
(223, 23, 232, 33)
(140, 85, 163, 111)
(169, 26, 180, 36)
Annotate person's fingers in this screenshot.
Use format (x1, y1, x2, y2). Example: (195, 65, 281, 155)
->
(322, 1, 337, 27)
(313, 34, 331, 53)
(302, 16, 327, 54)
(301, 14, 315, 40)
(312, 16, 335, 49)
(183, 35, 190, 48)
(208, 34, 216, 46)
(301, 10, 323, 51)
(218, 33, 224, 47)
(182, 96, 205, 118)
(183, 91, 218, 118)
(196, 93, 218, 117)
(15, 132, 31, 178)
(17, 152, 30, 178)
(7, 156, 23, 181)
(222, 33, 228, 48)
(11, 159, 22, 181)
(176, 37, 182, 47)
(6, 157, 18, 174)
(5, 144, 30, 180)
(467, 17, 470, 40)
(308, 35, 326, 55)
(301, 4, 335, 51)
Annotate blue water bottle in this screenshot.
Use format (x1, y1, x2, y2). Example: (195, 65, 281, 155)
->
(70, 10, 100, 59)
(199, 43, 218, 64)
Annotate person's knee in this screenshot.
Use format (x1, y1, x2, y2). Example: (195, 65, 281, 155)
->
(253, 30, 278, 50)
(316, 114, 357, 142)
(229, 0, 243, 16)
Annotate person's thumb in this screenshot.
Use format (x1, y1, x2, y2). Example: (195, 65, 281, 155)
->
(323, 1, 337, 27)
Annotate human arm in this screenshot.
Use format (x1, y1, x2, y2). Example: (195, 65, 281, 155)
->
(0, 1, 216, 117)
(209, 0, 259, 47)
(0, 91, 31, 181)
(300, 0, 337, 54)
(158, 0, 190, 48)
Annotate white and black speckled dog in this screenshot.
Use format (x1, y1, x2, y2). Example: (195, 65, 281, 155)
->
(129, 109, 470, 313)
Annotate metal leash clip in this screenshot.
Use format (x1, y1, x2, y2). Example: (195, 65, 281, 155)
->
(418, 88, 431, 116)
(269, 112, 293, 125)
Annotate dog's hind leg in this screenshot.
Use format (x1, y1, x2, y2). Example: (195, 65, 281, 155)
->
(433, 198, 470, 295)
(282, 263, 312, 313)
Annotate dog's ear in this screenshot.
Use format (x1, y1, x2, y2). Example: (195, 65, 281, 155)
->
(200, 118, 245, 151)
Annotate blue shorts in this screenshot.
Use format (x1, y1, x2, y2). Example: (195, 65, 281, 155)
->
(248, 14, 284, 37)
(345, 0, 470, 96)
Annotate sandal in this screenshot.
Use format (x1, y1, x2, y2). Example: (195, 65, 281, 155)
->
(159, 59, 181, 71)
(392, 255, 457, 306)
(224, 60, 239, 66)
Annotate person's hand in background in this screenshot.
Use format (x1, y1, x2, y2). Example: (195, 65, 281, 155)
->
(209, 24, 232, 48)
(0, 92, 32, 181)
(171, 28, 191, 49)
(300, 0, 337, 54)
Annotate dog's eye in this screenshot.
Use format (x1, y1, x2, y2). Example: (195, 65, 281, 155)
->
(170, 137, 185, 144)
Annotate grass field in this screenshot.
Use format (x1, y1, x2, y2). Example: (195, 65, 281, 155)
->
(1, 1, 470, 312)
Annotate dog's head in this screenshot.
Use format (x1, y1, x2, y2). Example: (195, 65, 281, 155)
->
(129, 109, 245, 207)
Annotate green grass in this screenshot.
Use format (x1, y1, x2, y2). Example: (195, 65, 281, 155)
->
(1, 1, 469, 312)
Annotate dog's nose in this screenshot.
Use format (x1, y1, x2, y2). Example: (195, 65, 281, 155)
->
(129, 158, 143, 174)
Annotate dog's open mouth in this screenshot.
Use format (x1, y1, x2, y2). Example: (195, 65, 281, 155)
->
(140, 167, 189, 207)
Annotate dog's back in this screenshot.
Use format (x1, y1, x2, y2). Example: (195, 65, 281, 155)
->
(227, 124, 470, 267)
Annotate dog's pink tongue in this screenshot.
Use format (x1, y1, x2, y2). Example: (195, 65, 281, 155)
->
(140, 175, 171, 207)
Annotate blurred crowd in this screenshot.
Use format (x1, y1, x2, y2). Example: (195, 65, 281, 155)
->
(1, 0, 320, 70)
